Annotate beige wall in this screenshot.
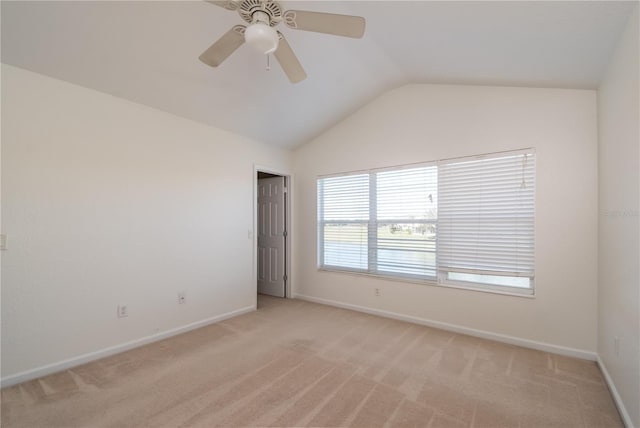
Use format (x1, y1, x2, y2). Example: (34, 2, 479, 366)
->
(597, 5, 640, 427)
(1, 64, 291, 381)
(293, 83, 598, 355)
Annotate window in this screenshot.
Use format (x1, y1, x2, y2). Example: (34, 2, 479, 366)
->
(318, 174, 369, 270)
(375, 166, 438, 278)
(317, 149, 536, 295)
(438, 151, 535, 293)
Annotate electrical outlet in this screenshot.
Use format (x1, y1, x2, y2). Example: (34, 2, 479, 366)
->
(117, 304, 128, 318)
(178, 292, 186, 304)
(614, 336, 620, 357)
(375, 288, 381, 297)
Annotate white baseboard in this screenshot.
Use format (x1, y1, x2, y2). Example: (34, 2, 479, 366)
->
(295, 294, 597, 361)
(597, 356, 634, 428)
(1, 305, 255, 388)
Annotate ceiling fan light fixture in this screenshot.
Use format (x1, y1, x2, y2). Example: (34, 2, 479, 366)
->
(244, 22, 279, 55)
(201, 1, 366, 83)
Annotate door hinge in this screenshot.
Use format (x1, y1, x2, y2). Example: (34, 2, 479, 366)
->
(283, 230, 288, 238)
(283, 274, 288, 282)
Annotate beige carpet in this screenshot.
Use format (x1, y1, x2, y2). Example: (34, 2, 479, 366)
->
(1, 295, 623, 427)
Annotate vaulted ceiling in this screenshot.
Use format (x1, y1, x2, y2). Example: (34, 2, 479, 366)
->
(2, 1, 636, 148)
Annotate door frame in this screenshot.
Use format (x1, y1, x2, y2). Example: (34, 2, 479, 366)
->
(253, 164, 293, 303)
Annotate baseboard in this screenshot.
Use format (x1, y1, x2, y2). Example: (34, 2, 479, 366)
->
(295, 294, 597, 361)
(597, 356, 634, 428)
(1, 305, 256, 388)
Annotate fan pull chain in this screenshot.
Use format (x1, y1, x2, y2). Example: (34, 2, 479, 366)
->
(266, 54, 271, 72)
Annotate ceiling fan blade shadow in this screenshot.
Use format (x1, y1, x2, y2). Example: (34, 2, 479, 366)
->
(274, 32, 307, 83)
(205, 0, 240, 11)
(283, 10, 365, 38)
(199, 25, 246, 67)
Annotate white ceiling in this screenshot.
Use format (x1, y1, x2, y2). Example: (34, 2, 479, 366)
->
(1, 1, 635, 148)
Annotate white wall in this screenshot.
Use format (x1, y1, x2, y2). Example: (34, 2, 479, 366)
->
(597, 5, 640, 427)
(1, 64, 291, 381)
(293, 83, 598, 355)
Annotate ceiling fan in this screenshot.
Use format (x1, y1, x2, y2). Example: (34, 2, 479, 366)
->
(200, 0, 366, 83)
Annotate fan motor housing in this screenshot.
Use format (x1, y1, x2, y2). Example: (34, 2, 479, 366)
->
(239, 0, 282, 26)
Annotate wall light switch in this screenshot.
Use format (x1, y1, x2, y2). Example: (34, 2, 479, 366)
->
(0, 234, 7, 250)
(117, 304, 128, 318)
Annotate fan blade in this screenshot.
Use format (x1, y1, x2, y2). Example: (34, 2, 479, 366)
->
(274, 32, 307, 83)
(283, 10, 365, 38)
(199, 25, 246, 67)
(205, 0, 240, 11)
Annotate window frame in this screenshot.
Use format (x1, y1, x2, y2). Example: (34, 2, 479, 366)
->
(317, 149, 536, 297)
(317, 172, 371, 273)
(318, 162, 438, 282)
(373, 163, 438, 280)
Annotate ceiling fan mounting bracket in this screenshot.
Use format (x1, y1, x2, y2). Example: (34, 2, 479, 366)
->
(239, 0, 282, 27)
(232, 25, 246, 35)
(251, 10, 270, 25)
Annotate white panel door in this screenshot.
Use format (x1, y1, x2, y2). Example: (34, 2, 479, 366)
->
(257, 176, 286, 297)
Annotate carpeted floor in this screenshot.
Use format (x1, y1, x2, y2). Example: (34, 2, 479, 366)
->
(1, 295, 623, 427)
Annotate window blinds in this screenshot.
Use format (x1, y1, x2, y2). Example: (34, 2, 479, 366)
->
(375, 166, 438, 278)
(317, 174, 369, 270)
(437, 150, 535, 281)
(317, 149, 536, 294)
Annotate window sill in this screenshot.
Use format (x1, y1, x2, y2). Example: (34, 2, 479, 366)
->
(437, 279, 535, 298)
(317, 267, 536, 299)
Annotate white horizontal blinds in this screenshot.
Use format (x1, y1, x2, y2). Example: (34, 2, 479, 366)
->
(317, 149, 536, 292)
(375, 166, 438, 278)
(377, 166, 438, 220)
(318, 174, 369, 270)
(438, 151, 535, 281)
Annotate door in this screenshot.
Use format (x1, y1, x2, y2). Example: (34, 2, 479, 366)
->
(257, 176, 286, 297)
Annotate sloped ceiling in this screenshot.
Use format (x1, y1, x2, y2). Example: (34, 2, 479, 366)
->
(1, 1, 636, 148)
